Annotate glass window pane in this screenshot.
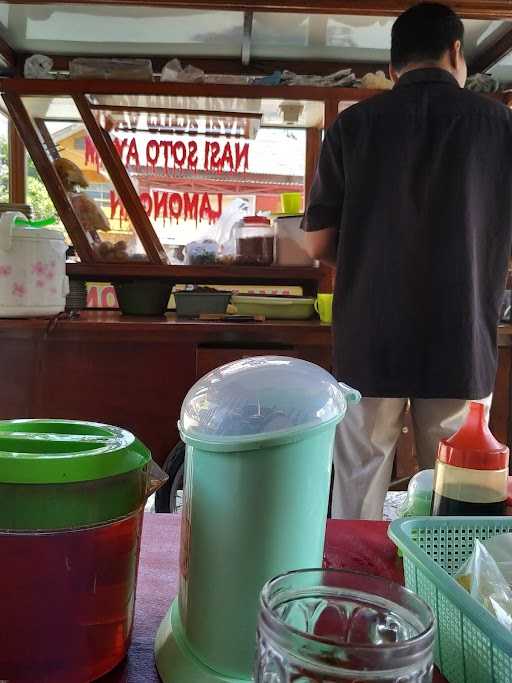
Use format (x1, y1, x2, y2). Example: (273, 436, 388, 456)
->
(4, 4, 243, 57)
(0, 114, 8, 203)
(21, 95, 148, 263)
(89, 102, 307, 265)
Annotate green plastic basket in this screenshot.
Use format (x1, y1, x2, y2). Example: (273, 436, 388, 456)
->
(389, 517, 512, 683)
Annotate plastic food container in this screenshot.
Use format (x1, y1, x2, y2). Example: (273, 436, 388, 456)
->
(114, 280, 173, 316)
(174, 290, 231, 318)
(0, 419, 166, 683)
(186, 239, 219, 265)
(232, 295, 315, 320)
(234, 216, 275, 265)
(389, 517, 512, 683)
(274, 214, 317, 266)
(155, 358, 361, 683)
(0, 211, 69, 317)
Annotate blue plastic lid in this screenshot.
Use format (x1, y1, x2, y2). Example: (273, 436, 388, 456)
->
(179, 356, 360, 445)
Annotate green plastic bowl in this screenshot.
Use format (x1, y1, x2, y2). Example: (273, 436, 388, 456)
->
(232, 295, 315, 320)
(115, 280, 173, 316)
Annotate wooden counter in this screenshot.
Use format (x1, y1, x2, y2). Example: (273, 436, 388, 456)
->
(0, 312, 332, 465)
(1, 313, 510, 474)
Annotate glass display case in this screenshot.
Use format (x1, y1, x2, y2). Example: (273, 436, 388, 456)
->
(0, 77, 358, 289)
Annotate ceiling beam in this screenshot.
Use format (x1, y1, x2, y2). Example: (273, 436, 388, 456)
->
(470, 27, 512, 73)
(4, 0, 512, 20)
(21, 54, 385, 78)
(0, 34, 17, 70)
(241, 10, 253, 66)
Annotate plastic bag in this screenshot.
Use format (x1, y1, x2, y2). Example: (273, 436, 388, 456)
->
(69, 193, 110, 233)
(185, 239, 218, 265)
(357, 71, 394, 90)
(480, 534, 512, 586)
(24, 54, 53, 79)
(214, 197, 250, 256)
(161, 58, 204, 83)
(53, 158, 88, 191)
(455, 537, 512, 629)
(466, 73, 500, 93)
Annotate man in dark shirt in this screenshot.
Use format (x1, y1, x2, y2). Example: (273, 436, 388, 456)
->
(303, 3, 512, 519)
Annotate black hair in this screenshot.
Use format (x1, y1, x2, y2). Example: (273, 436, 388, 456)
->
(391, 3, 464, 70)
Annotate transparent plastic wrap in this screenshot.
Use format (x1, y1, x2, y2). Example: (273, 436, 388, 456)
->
(24, 54, 54, 79)
(69, 192, 110, 233)
(161, 58, 204, 83)
(455, 536, 512, 630)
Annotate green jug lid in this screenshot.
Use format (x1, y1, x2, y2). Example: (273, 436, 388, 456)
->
(0, 419, 151, 484)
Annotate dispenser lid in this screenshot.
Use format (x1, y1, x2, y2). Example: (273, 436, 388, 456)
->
(0, 419, 151, 484)
(4, 212, 64, 241)
(179, 356, 360, 446)
(407, 469, 434, 495)
(438, 402, 509, 470)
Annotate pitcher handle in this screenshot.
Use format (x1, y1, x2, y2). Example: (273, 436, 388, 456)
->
(338, 382, 361, 404)
(0, 211, 24, 253)
(146, 460, 169, 498)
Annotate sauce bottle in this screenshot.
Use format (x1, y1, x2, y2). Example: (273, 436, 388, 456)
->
(431, 402, 509, 516)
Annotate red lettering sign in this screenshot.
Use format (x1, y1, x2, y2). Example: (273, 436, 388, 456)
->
(110, 190, 222, 224)
(87, 136, 250, 174)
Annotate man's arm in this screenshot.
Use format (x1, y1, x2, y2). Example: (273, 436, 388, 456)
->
(304, 228, 337, 269)
(301, 119, 344, 268)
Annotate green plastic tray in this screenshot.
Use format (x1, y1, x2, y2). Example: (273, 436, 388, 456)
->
(231, 295, 315, 320)
(389, 517, 512, 683)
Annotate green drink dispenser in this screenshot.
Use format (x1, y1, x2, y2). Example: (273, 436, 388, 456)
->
(155, 356, 360, 683)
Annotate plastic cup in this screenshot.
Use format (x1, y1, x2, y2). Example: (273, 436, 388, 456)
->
(281, 192, 302, 214)
(315, 293, 334, 323)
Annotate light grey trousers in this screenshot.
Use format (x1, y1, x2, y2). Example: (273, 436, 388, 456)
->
(331, 396, 492, 520)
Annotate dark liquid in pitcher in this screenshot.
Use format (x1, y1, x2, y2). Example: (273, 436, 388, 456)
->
(0, 512, 142, 683)
(431, 494, 506, 516)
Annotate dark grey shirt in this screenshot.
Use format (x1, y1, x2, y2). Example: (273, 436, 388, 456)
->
(303, 68, 512, 398)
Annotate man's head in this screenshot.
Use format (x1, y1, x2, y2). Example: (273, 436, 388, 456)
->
(390, 3, 467, 87)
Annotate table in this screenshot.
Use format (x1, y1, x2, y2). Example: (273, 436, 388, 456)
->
(102, 514, 446, 682)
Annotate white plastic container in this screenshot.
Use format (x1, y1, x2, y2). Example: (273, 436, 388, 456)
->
(0, 212, 69, 317)
(274, 214, 318, 266)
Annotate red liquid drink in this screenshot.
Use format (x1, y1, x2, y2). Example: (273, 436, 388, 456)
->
(0, 512, 143, 683)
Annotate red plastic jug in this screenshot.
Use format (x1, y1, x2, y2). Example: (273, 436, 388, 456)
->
(431, 402, 509, 516)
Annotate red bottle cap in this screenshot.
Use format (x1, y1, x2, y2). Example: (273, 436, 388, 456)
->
(437, 402, 509, 470)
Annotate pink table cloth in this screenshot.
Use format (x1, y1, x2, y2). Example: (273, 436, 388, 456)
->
(102, 514, 446, 682)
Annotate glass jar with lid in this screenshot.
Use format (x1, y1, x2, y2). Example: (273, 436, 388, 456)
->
(234, 216, 275, 265)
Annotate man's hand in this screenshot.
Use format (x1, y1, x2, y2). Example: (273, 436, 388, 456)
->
(304, 228, 337, 269)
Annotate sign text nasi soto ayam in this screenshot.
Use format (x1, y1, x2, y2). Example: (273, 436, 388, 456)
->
(85, 122, 251, 224)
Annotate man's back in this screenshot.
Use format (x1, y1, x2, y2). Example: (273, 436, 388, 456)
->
(310, 4, 510, 521)
(317, 69, 512, 398)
